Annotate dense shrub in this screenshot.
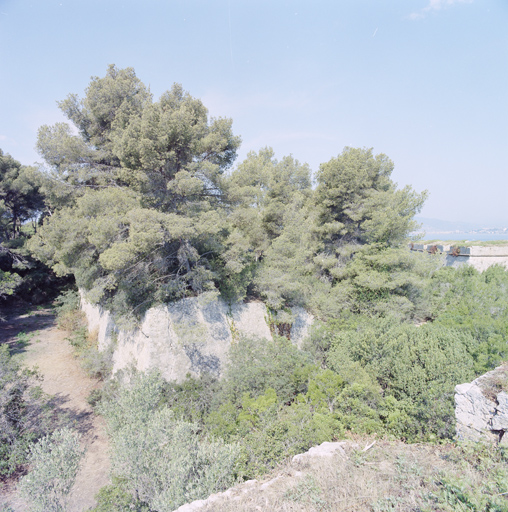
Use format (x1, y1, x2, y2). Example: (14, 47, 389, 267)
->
(428, 264, 508, 373)
(112, 408, 240, 511)
(89, 264, 508, 504)
(97, 370, 241, 511)
(327, 318, 475, 440)
(218, 335, 316, 405)
(90, 482, 150, 512)
(162, 372, 220, 424)
(18, 428, 84, 512)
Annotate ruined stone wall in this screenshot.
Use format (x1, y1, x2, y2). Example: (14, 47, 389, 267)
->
(410, 243, 508, 271)
(80, 293, 313, 383)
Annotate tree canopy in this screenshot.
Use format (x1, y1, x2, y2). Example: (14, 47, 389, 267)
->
(30, 65, 241, 318)
(0, 150, 50, 301)
(0, 150, 44, 242)
(28, 65, 430, 321)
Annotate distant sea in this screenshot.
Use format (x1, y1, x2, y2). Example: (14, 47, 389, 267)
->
(414, 232, 508, 242)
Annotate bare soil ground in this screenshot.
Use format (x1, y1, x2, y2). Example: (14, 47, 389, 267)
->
(0, 306, 110, 512)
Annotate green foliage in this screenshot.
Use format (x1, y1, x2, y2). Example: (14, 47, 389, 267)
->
(303, 147, 432, 319)
(314, 147, 425, 247)
(234, 399, 341, 476)
(162, 372, 220, 424)
(18, 428, 84, 512)
(0, 149, 72, 305)
(167, 339, 342, 476)
(306, 369, 344, 413)
(219, 335, 316, 405)
(220, 148, 313, 302)
(89, 482, 150, 512)
(0, 149, 63, 304)
(0, 268, 22, 299)
(97, 370, 166, 433)
(31, 65, 241, 321)
(111, 407, 240, 511)
(238, 387, 278, 426)
(53, 289, 80, 317)
(0, 149, 45, 242)
(425, 443, 508, 511)
(31, 77, 432, 322)
(253, 195, 321, 310)
(427, 264, 508, 373)
(225, 146, 433, 320)
(80, 343, 114, 381)
(327, 318, 475, 440)
(97, 371, 241, 511)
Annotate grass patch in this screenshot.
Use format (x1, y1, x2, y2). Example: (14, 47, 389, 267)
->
(14, 330, 34, 349)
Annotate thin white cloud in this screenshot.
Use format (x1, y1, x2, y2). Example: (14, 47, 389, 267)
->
(409, 0, 473, 20)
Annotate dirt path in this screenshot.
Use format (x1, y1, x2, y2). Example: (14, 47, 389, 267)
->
(1, 307, 111, 512)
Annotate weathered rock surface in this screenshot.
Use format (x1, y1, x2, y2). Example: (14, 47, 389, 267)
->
(491, 392, 508, 430)
(291, 441, 348, 463)
(455, 364, 508, 443)
(81, 293, 313, 383)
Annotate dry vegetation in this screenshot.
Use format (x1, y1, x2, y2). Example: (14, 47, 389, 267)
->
(196, 439, 508, 512)
(476, 363, 508, 401)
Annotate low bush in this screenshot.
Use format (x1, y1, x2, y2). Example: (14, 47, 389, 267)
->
(53, 289, 83, 331)
(426, 442, 508, 511)
(218, 335, 316, 406)
(327, 319, 475, 441)
(96, 370, 242, 511)
(90, 481, 150, 512)
(112, 408, 240, 511)
(18, 428, 84, 512)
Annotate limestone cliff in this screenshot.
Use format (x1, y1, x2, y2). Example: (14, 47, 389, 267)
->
(80, 292, 313, 383)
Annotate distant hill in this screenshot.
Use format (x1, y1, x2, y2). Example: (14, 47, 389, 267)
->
(414, 217, 501, 233)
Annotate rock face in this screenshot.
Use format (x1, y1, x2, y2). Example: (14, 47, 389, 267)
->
(455, 364, 508, 444)
(81, 293, 313, 383)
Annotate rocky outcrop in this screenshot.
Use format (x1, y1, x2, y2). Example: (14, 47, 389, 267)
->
(80, 292, 314, 383)
(455, 364, 508, 444)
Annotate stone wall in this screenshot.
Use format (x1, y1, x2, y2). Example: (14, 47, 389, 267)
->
(80, 292, 314, 383)
(454, 364, 508, 445)
(409, 243, 508, 271)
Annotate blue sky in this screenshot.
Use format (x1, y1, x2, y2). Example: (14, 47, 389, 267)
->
(1, 0, 507, 225)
